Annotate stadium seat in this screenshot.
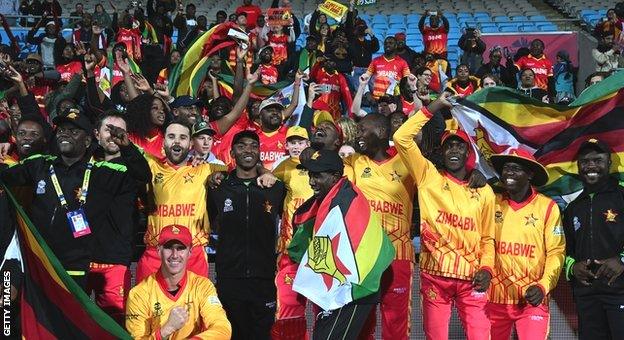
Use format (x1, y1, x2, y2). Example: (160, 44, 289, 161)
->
(529, 15, 547, 21)
(481, 26, 499, 33)
(494, 16, 510, 22)
(499, 25, 520, 32)
(512, 15, 529, 21)
(372, 14, 387, 24)
(537, 23, 559, 31)
(388, 15, 404, 24)
(519, 24, 538, 31)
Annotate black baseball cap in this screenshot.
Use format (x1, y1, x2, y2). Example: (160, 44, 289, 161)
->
(53, 107, 92, 132)
(232, 130, 259, 146)
(171, 95, 203, 109)
(577, 138, 612, 157)
(192, 120, 216, 137)
(298, 149, 344, 173)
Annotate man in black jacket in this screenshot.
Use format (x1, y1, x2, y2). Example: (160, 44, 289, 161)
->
(563, 138, 624, 340)
(209, 130, 285, 340)
(1, 108, 138, 290)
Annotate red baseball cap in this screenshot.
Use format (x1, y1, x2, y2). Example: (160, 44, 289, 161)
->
(158, 225, 192, 248)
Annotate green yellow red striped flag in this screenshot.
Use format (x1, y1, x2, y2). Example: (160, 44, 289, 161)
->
(170, 22, 243, 96)
(450, 70, 624, 199)
(3, 185, 131, 339)
(288, 177, 395, 310)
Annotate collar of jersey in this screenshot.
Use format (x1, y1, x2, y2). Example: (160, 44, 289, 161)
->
(442, 170, 468, 185)
(156, 269, 188, 301)
(504, 186, 538, 211)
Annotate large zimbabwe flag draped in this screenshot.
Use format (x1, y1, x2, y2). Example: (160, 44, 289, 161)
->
(169, 22, 245, 96)
(288, 177, 395, 311)
(450, 70, 624, 199)
(3, 186, 131, 339)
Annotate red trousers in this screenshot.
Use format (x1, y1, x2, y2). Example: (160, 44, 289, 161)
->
(420, 271, 490, 340)
(486, 302, 550, 340)
(86, 263, 131, 325)
(360, 260, 413, 339)
(135, 246, 209, 283)
(272, 254, 309, 340)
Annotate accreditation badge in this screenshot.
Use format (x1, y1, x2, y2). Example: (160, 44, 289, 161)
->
(66, 208, 92, 238)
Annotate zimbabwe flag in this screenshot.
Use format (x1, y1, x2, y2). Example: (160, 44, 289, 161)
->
(450, 70, 624, 200)
(3, 186, 131, 339)
(288, 178, 395, 311)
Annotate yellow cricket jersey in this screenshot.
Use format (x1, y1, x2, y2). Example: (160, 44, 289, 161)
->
(490, 190, 566, 304)
(273, 157, 314, 253)
(146, 157, 226, 247)
(343, 153, 416, 261)
(393, 109, 496, 280)
(126, 271, 231, 339)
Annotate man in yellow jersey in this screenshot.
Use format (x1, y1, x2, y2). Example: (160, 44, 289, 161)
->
(393, 94, 496, 340)
(487, 148, 565, 340)
(342, 113, 416, 339)
(126, 224, 231, 339)
(271, 125, 314, 339)
(136, 119, 226, 283)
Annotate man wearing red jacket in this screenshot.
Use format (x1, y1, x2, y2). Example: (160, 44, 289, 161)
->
(310, 54, 353, 120)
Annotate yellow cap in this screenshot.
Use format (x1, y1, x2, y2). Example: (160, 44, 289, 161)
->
(286, 126, 309, 140)
(313, 110, 334, 126)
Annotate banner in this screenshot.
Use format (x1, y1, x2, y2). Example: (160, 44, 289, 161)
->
(318, 0, 348, 22)
(481, 32, 578, 65)
(266, 8, 293, 26)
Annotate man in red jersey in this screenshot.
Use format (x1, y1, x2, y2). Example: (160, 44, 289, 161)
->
(419, 10, 450, 59)
(364, 36, 415, 100)
(310, 53, 353, 120)
(514, 39, 554, 92)
(235, 0, 263, 30)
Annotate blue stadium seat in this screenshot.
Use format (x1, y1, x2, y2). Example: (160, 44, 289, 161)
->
(537, 23, 558, 31)
(372, 14, 387, 24)
(481, 26, 499, 33)
(520, 25, 537, 32)
(474, 15, 492, 22)
(372, 23, 389, 30)
(406, 14, 420, 23)
(447, 31, 461, 39)
(387, 28, 404, 36)
(473, 12, 489, 17)
(479, 22, 497, 28)
(388, 15, 404, 24)
(407, 22, 420, 30)
(529, 15, 547, 21)
(448, 38, 459, 46)
(579, 9, 597, 18)
(499, 25, 520, 32)
(494, 16, 510, 22)
(388, 23, 404, 29)
(512, 16, 528, 22)
(456, 12, 471, 19)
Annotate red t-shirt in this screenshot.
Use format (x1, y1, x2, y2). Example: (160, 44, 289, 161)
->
(451, 81, 477, 97)
(268, 33, 289, 66)
(116, 28, 142, 61)
(129, 130, 165, 161)
(311, 65, 353, 120)
(366, 56, 411, 99)
(514, 55, 553, 90)
(259, 64, 278, 85)
(256, 124, 288, 170)
(210, 113, 255, 170)
(401, 97, 416, 115)
(235, 5, 263, 30)
(422, 26, 448, 56)
(56, 61, 83, 83)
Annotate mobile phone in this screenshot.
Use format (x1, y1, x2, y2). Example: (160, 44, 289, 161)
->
(318, 84, 332, 93)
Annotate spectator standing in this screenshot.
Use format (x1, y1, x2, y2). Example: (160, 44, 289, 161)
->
(553, 50, 576, 103)
(209, 130, 286, 340)
(235, 0, 263, 30)
(173, 3, 197, 48)
(209, 10, 227, 29)
(514, 39, 553, 92)
(458, 28, 486, 74)
(346, 18, 379, 90)
(395, 32, 418, 67)
(190, 120, 224, 165)
(445, 64, 481, 97)
(364, 36, 414, 100)
(92, 3, 112, 30)
(476, 47, 516, 88)
(393, 94, 495, 340)
(26, 18, 65, 70)
(592, 32, 621, 72)
(419, 10, 450, 59)
(126, 225, 232, 339)
(518, 68, 549, 103)
(487, 149, 565, 340)
(563, 139, 624, 340)
(310, 53, 353, 120)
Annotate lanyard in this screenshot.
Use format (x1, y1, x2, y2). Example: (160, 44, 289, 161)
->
(49, 157, 94, 209)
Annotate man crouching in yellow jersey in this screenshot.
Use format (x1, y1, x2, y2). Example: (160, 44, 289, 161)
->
(393, 93, 495, 340)
(126, 225, 231, 339)
(487, 149, 565, 340)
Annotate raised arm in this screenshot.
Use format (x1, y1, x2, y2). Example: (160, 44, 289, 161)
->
(212, 71, 259, 134)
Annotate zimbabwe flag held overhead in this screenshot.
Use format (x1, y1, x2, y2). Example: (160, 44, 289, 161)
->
(288, 178, 395, 311)
(450, 70, 624, 200)
(3, 186, 131, 339)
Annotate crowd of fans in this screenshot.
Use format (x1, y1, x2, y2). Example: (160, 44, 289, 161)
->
(0, 0, 623, 339)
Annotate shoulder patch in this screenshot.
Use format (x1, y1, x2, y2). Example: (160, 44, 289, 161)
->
(552, 226, 564, 236)
(208, 295, 222, 305)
